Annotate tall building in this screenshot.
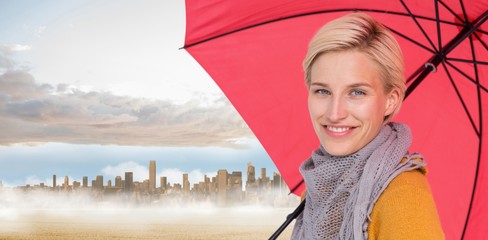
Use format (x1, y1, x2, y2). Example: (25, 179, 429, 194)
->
(82, 176, 88, 188)
(217, 169, 228, 205)
(261, 168, 266, 180)
(149, 160, 156, 192)
(52, 175, 56, 191)
(0, 180, 3, 189)
(63, 176, 69, 190)
(260, 168, 270, 189)
(115, 176, 122, 188)
(183, 173, 190, 193)
(247, 162, 256, 184)
(95, 175, 104, 191)
(229, 171, 242, 191)
(125, 172, 133, 192)
(160, 176, 167, 191)
(229, 171, 243, 202)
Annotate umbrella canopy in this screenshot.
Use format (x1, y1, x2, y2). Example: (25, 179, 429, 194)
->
(183, 1, 487, 239)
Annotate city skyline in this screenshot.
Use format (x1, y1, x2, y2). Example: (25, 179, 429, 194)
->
(2, 159, 286, 193)
(2, 160, 296, 207)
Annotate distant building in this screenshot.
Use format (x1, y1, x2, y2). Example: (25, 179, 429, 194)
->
(53, 174, 56, 191)
(160, 176, 167, 191)
(63, 176, 69, 191)
(183, 173, 190, 193)
(125, 172, 133, 192)
(0, 180, 3, 189)
(229, 171, 242, 191)
(217, 169, 228, 205)
(246, 162, 257, 194)
(115, 176, 122, 188)
(149, 160, 156, 192)
(247, 162, 255, 184)
(82, 176, 88, 188)
(143, 180, 149, 192)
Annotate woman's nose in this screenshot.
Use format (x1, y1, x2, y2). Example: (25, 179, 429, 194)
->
(326, 96, 348, 122)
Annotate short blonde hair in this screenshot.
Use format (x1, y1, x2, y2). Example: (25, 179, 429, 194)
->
(304, 13, 406, 122)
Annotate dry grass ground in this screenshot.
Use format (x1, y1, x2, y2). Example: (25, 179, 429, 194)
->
(0, 207, 294, 240)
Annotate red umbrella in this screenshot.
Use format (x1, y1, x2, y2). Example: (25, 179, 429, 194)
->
(183, 1, 487, 239)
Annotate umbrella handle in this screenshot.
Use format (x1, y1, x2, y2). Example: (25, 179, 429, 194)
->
(268, 199, 306, 240)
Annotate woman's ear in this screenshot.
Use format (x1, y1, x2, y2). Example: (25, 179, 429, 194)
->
(384, 88, 400, 117)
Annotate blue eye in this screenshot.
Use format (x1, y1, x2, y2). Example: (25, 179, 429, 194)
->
(316, 89, 331, 95)
(352, 90, 365, 96)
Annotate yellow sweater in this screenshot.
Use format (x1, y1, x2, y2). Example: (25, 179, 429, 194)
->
(367, 169, 445, 239)
(298, 165, 445, 239)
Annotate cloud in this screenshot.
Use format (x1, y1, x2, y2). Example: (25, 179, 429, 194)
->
(0, 44, 31, 53)
(159, 168, 216, 186)
(101, 162, 148, 182)
(0, 63, 253, 148)
(0, 44, 32, 74)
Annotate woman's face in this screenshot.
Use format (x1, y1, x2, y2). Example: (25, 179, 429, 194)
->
(308, 50, 399, 156)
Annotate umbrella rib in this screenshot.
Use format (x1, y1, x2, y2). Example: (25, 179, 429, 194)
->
(477, 28, 488, 35)
(438, 0, 465, 23)
(406, 9, 488, 98)
(441, 62, 479, 136)
(183, 8, 459, 49)
(446, 58, 488, 65)
(461, 33, 484, 240)
(386, 27, 435, 53)
(399, 0, 438, 52)
(474, 33, 488, 50)
(459, 0, 469, 25)
(435, 0, 442, 51)
(446, 61, 488, 93)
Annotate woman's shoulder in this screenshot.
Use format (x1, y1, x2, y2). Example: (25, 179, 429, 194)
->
(367, 169, 445, 239)
(388, 167, 430, 192)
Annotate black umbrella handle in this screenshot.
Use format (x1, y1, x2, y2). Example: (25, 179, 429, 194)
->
(268, 199, 306, 240)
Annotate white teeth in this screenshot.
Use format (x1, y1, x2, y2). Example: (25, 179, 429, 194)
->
(327, 126, 350, 133)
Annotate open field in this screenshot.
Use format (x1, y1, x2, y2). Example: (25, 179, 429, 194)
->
(0, 207, 294, 240)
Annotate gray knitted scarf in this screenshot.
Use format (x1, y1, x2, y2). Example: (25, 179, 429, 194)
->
(291, 122, 425, 240)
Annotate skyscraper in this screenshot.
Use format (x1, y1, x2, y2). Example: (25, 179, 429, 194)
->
(52, 174, 56, 191)
(125, 172, 133, 192)
(63, 176, 69, 191)
(217, 169, 228, 205)
(183, 173, 190, 193)
(229, 171, 242, 191)
(115, 176, 122, 188)
(160, 176, 167, 191)
(95, 175, 104, 191)
(149, 160, 156, 192)
(247, 162, 256, 184)
(82, 176, 88, 188)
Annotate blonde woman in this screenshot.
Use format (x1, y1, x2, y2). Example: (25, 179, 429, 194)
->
(291, 13, 444, 239)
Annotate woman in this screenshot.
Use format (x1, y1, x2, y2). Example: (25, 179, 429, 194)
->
(291, 13, 444, 239)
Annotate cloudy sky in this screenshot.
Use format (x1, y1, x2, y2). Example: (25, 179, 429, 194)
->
(0, 0, 277, 187)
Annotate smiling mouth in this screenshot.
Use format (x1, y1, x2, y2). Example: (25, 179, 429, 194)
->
(328, 126, 349, 132)
(325, 125, 355, 134)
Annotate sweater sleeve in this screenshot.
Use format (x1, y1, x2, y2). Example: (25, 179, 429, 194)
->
(367, 170, 445, 240)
